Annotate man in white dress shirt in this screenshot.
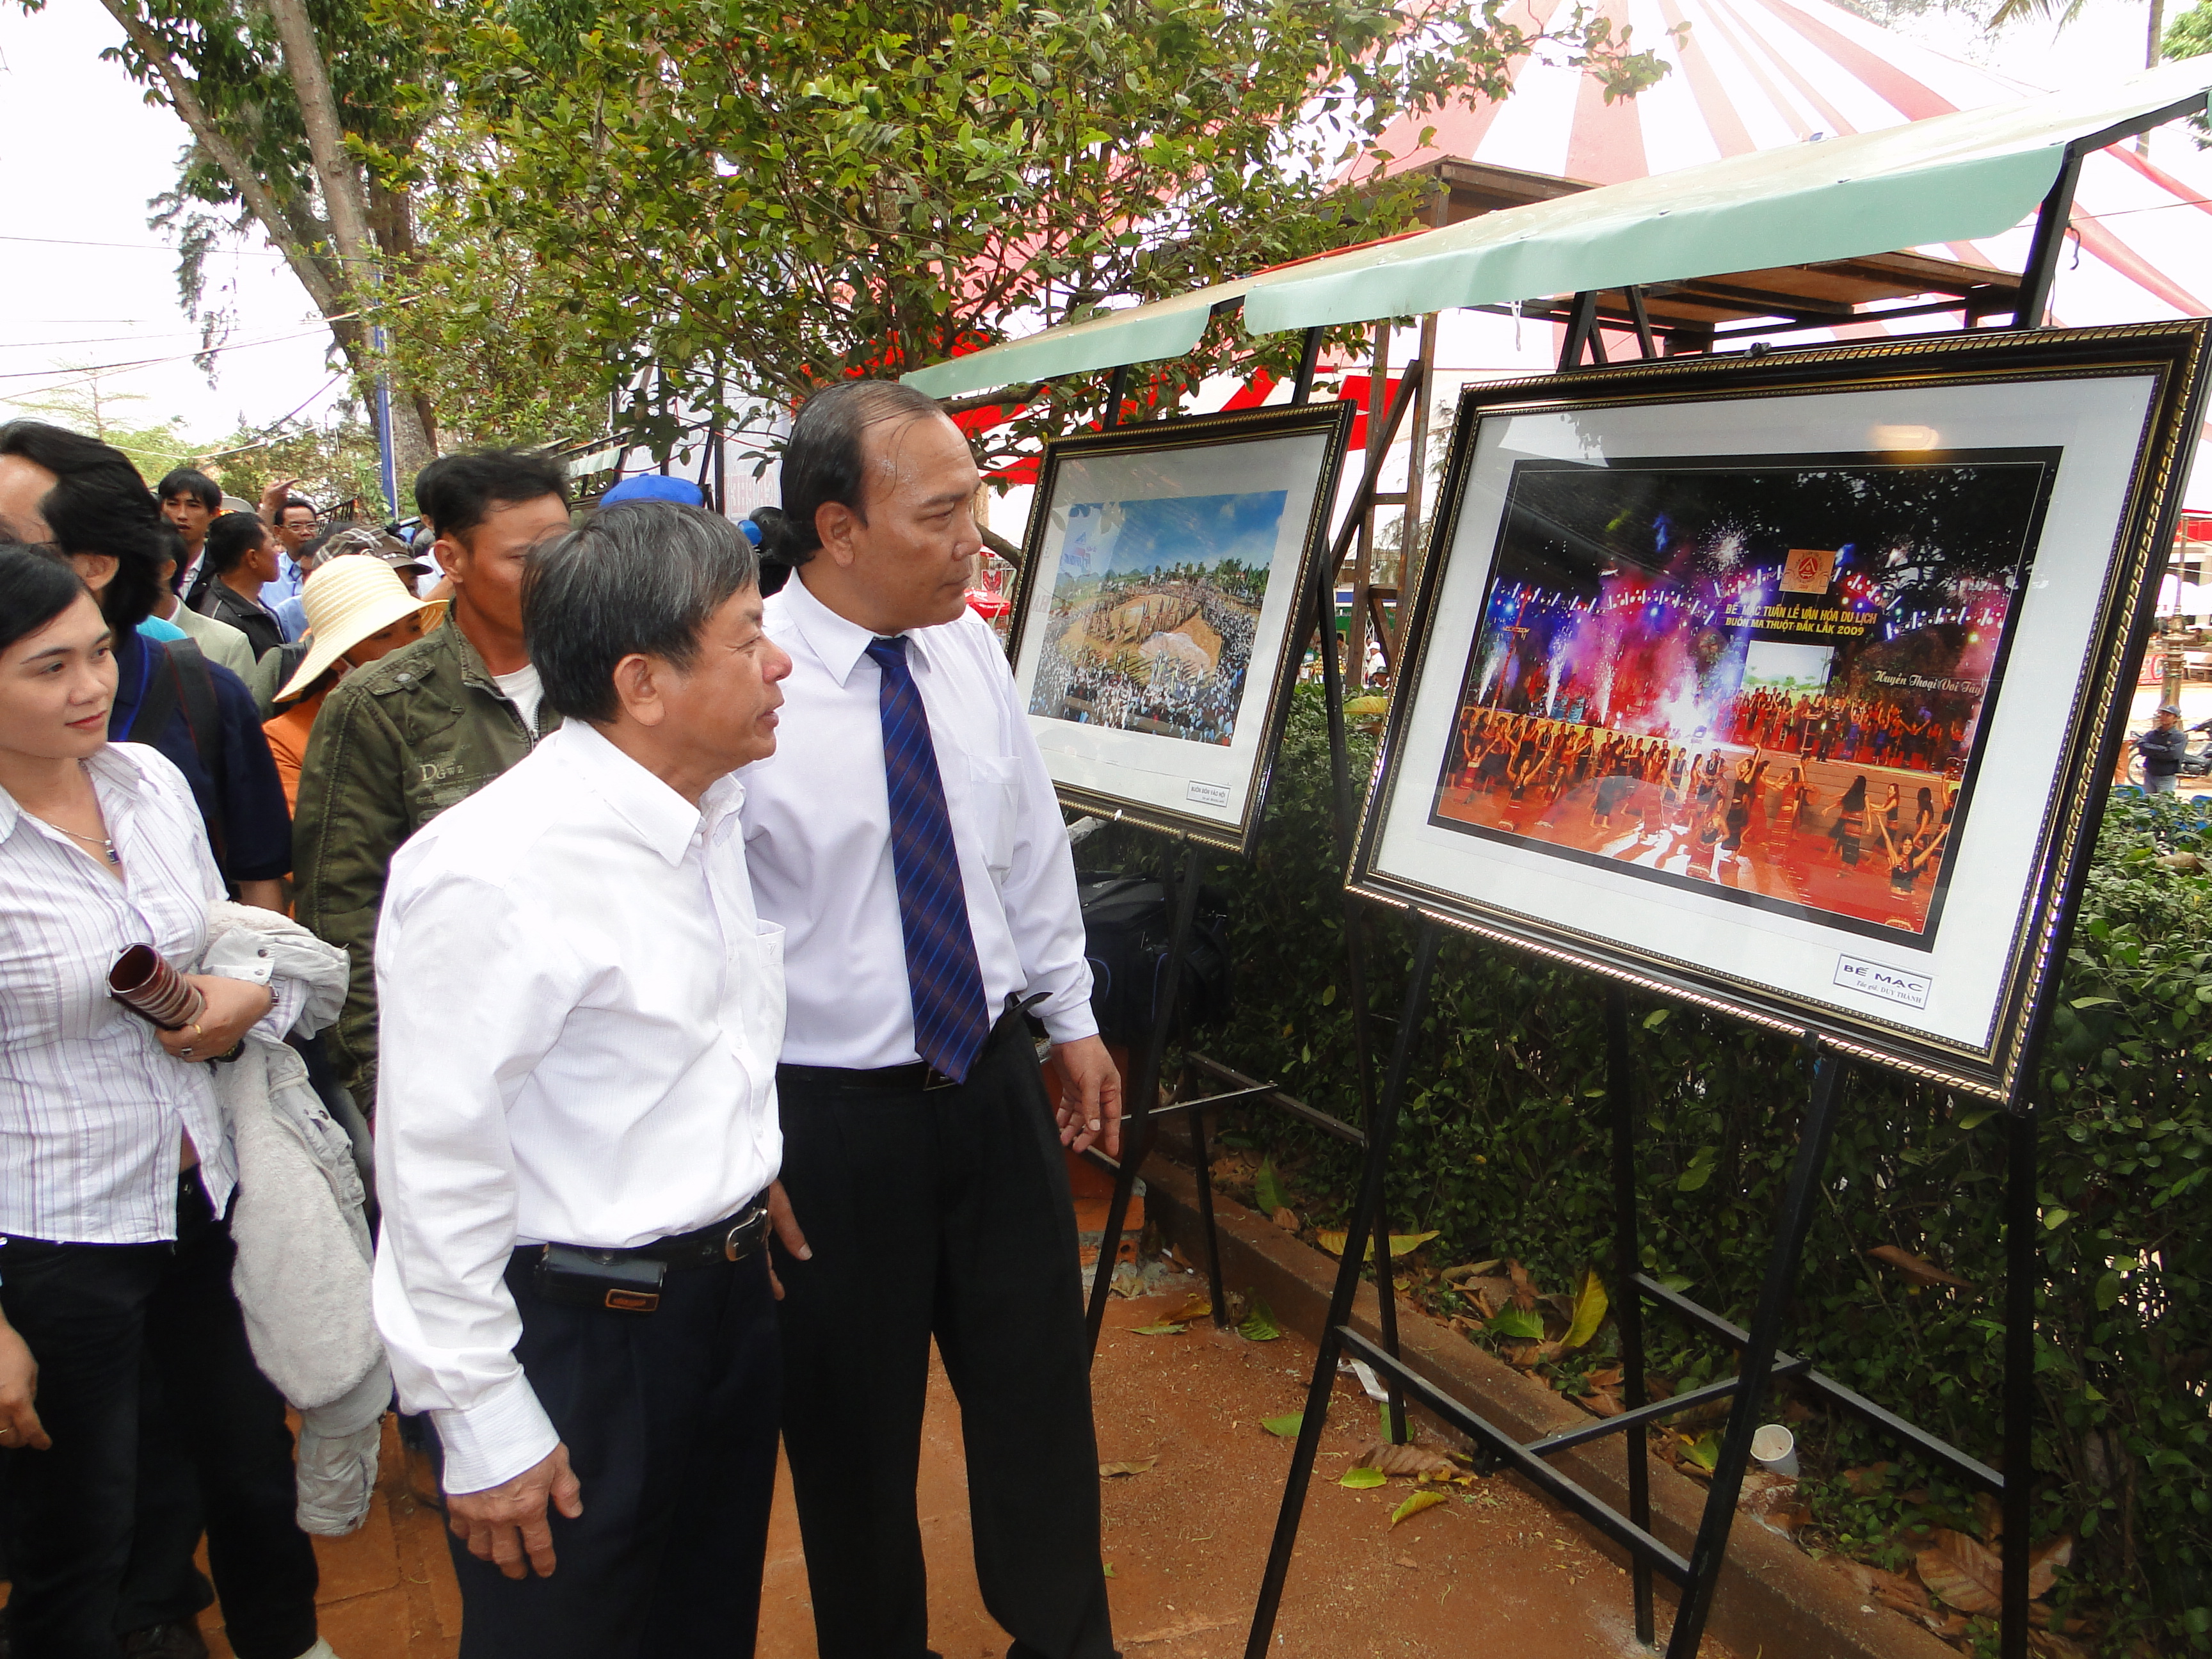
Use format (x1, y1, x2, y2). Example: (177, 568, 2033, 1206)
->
(371, 502, 802, 1659)
(740, 382, 1123, 1659)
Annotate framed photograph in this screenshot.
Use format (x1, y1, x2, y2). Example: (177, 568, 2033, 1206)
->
(1351, 323, 2210, 1102)
(1008, 401, 1358, 853)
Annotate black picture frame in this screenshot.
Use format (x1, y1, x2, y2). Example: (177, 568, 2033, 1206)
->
(1349, 323, 2211, 1102)
(1006, 400, 1358, 854)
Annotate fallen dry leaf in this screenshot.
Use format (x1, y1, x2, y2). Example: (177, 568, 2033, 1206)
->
(1459, 1275, 1514, 1317)
(1974, 1490, 2004, 1542)
(1441, 1258, 1503, 1283)
(2030, 1534, 2075, 1599)
(1579, 1386, 1624, 1418)
(1352, 1441, 1458, 1478)
(1390, 1489, 1448, 1527)
(2026, 1631, 2092, 1659)
(1562, 1267, 1610, 1350)
(1841, 1461, 1897, 1495)
(1506, 1259, 1540, 1311)
(1162, 1295, 1211, 1324)
(1272, 1206, 1302, 1232)
(1869, 1245, 1975, 1292)
(1099, 1457, 1158, 1478)
(1918, 1528, 2003, 1614)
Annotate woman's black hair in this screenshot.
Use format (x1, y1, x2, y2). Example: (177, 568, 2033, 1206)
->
(0, 421, 164, 631)
(747, 380, 949, 593)
(0, 540, 93, 655)
(205, 511, 269, 576)
(1839, 775, 1869, 813)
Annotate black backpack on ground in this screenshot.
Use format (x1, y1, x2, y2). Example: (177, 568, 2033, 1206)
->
(1075, 872, 1234, 1045)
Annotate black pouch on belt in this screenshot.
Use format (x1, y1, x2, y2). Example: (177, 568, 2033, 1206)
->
(533, 1244, 667, 1313)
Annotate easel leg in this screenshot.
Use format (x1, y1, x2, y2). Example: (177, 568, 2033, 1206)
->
(1243, 922, 1445, 1659)
(1086, 842, 1205, 1355)
(1310, 540, 1403, 1437)
(1608, 986, 1656, 1648)
(1664, 1048, 1849, 1658)
(1185, 1062, 1230, 1329)
(2001, 1108, 2037, 1659)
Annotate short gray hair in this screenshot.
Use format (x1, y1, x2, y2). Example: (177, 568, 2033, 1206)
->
(525, 502, 760, 723)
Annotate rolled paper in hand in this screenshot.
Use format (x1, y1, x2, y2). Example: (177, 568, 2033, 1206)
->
(109, 943, 205, 1031)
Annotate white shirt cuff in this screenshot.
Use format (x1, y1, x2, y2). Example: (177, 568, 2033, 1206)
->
(1041, 1002, 1100, 1045)
(432, 1369, 560, 1495)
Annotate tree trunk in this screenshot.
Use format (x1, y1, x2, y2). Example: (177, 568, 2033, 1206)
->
(266, 0, 438, 479)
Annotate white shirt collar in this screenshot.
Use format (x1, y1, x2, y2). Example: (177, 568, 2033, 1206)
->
(545, 721, 742, 868)
(782, 570, 938, 688)
(0, 745, 147, 843)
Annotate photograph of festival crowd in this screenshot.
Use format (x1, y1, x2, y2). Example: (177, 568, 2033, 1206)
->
(1429, 449, 2058, 940)
(1026, 490, 1281, 746)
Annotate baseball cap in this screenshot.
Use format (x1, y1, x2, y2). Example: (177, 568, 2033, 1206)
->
(599, 474, 705, 509)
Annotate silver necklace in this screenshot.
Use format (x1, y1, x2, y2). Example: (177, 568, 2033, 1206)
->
(54, 823, 120, 867)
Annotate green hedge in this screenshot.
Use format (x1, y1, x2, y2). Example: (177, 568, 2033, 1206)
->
(1083, 685, 2212, 1653)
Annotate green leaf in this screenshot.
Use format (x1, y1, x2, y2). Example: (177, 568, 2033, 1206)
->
(1102, 1561, 1115, 1578)
(1254, 1159, 1289, 1217)
(1260, 1411, 1303, 1437)
(1681, 1432, 1720, 1472)
(1656, 1273, 1695, 1294)
(1390, 1489, 1448, 1526)
(2042, 1208, 2074, 1230)
(1642, 1008, 1671, 1030)
(1340, 1464, 1387, 1488)
(1240, 1297, 1284, 1341)
(1487, 1306, 1545, 1340)
(1562, 1267, 1609, 1349)
(1129, 1322, 1187, 1336)
(2094, 1270, 2122, 1310)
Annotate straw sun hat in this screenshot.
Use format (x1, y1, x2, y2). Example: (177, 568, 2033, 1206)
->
(276, 552, 445, 702)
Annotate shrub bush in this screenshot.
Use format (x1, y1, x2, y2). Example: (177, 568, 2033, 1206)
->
(1084, 685, 2212, 1652)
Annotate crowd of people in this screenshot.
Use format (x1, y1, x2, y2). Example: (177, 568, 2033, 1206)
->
(1029, 575, 1258, 747)
(0, 383, 1123, 1659)
(1442, 704, 1958, 899)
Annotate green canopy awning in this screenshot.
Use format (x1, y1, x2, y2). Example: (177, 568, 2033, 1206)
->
(901, 58, 2212, 401)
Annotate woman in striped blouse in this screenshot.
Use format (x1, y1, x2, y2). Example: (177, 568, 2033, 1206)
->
(0, 543, 336, 1659)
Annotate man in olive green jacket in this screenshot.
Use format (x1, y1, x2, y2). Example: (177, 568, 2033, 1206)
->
(292, 451, 572, 1104)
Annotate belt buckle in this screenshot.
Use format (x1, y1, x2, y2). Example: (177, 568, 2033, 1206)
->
(922, 1066, 958, 1092)
(723, 1205, 769, 1262)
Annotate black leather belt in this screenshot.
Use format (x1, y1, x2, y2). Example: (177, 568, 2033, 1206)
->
(540, 1198, 772, 1274)
(776, 1060, 962, 1093)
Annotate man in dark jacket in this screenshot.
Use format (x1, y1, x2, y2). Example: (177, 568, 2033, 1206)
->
(193, 511, 289, 661)
(293, 449, 572, 1106)
(2135, 701, 2190, 794)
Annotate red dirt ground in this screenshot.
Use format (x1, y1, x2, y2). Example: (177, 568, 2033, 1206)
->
(174, 1274, 1720, 1659)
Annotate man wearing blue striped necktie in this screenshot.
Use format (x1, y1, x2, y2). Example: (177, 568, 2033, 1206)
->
(738, 382, 1123, 1659)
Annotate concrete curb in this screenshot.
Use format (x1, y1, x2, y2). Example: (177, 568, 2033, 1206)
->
(1130, 1151, 1956, 1659)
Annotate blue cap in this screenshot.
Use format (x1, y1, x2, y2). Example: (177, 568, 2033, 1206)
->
(600, 474, 705, 509)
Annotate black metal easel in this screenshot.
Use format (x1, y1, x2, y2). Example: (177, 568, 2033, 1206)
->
(1080, 342, 1426, 1382)
(1240, 929, 2065, 1659)
(1234, 107, 2212, 1651)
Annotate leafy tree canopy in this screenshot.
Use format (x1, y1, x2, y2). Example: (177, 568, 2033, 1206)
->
(387, 0, 1671, 467)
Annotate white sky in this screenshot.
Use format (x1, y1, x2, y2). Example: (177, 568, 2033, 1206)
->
(0, 2, 348, 445)
(0, 0, 2203, 447)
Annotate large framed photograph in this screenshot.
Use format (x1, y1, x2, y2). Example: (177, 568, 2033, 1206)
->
(1352, 324, 2209, 1101)
(1008, 401, 1358, 853)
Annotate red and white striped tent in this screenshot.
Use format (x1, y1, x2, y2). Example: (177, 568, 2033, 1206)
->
(1345, 0, 2212, 497)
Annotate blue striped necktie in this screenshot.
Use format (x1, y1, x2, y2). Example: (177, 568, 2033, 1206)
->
(866, 635, 990, 1082)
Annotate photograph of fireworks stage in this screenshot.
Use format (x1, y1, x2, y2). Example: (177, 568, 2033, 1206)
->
(1429, 449, 2057, 939)
(1028, 490, 1284, 746)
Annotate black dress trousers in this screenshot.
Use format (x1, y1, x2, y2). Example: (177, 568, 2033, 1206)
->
(0, 1175, 319, 1659)
(774, 1014, 1116, 1659)
(445, 1244, 781, 1659)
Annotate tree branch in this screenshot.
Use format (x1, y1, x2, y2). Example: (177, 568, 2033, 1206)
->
(97, 0, 342, 319)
